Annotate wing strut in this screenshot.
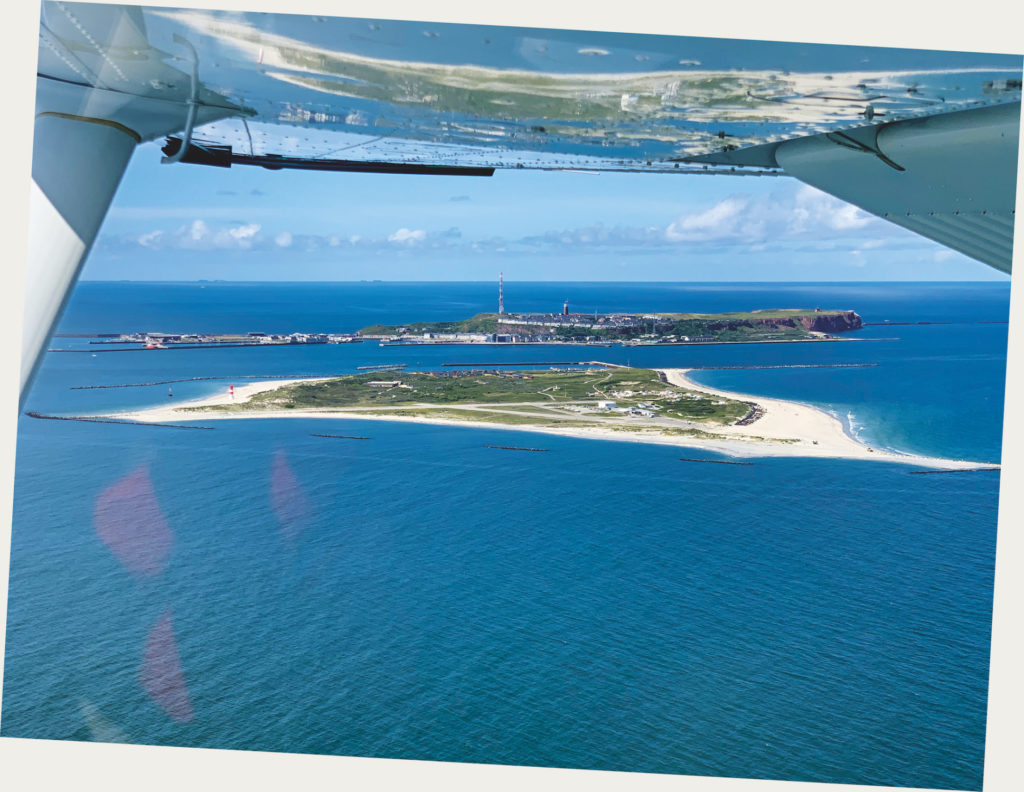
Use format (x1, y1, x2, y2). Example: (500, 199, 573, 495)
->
(23, 114, 138, 406)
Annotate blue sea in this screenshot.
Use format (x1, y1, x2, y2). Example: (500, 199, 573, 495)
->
(2, 281, 1009, 790)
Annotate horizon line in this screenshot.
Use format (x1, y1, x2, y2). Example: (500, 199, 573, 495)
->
(78, 279, 1011, 285)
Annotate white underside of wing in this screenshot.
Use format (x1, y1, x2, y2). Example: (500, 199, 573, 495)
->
(775, 103, 1018, 273)
(24, 181, 86, 394)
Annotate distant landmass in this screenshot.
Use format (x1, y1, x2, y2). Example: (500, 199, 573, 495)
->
(358, 308, 863, 344)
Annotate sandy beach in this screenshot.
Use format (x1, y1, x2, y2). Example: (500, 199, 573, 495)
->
(102, 371, 994, 470)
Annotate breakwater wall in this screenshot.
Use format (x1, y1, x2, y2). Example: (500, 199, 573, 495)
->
(25, 412, 213, 430)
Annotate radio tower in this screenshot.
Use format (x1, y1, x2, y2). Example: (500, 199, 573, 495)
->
(499, 272, 505, 315)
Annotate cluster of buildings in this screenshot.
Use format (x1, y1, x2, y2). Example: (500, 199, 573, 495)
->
(568, 400, 657, 418)
(368, 279, 732, 346)
(119, 331, 362, 347)
(498, 310, 665, 332)
(249, 332, 331, 344)
(390, 325, 718, 345)
(417, 332, 494, 342)
(414, 331, 559, 344)
(608, 387, 679, 402)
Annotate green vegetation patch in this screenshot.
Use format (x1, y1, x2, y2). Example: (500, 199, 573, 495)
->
(360, 313, 499, 336)
(187, 367, 749, 425)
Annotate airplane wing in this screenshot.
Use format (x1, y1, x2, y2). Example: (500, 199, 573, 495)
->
(26, 1, 1022, 403)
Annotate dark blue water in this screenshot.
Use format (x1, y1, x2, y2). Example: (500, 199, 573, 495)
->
(4, 282, 1008, 789)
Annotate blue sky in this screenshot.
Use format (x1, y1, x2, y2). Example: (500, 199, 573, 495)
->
(88, 141, 1007, 282)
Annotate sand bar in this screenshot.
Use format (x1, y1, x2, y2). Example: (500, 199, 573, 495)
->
(101, 371, 995, 470)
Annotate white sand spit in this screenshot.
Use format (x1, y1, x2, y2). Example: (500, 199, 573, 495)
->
(100, 372, 995, 471)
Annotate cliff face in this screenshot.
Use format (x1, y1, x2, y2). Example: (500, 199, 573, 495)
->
(798, 311, 863, 333)
(700, 311, 863, 334)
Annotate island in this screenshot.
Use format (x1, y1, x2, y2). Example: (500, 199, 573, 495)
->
(102, 365, 992, 470)
(358, 306, 863, 345)
(58, 307, 863, 352)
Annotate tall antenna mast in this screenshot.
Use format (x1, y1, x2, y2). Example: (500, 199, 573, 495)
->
(499, 272, 504, 315)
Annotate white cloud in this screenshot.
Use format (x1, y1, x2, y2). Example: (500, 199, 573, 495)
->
(124, 221, 267, 251)
(103, 183, 909, 263)
(229, 223, 261, 241)
(793, 185, 874, 233)
(664, 186, 876, 245)
(137, 230, 164, 248)
(109, 224, 465, 255)
(188, 220, 209, 241)
(665, 197, 748, 242)
(388, 228, 427, 245)
(225, 223, 261, 249)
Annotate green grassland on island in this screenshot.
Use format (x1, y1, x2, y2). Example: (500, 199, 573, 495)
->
(185, 367, 754, 427)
